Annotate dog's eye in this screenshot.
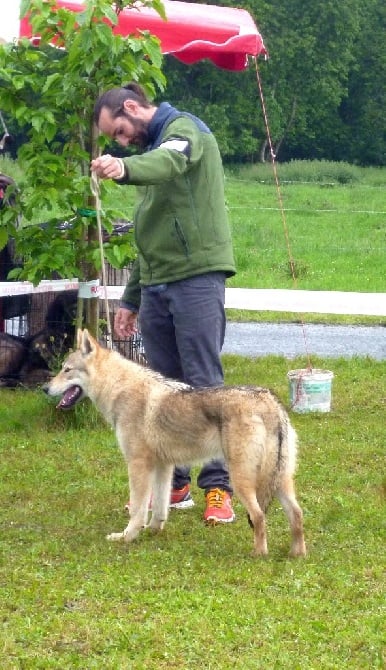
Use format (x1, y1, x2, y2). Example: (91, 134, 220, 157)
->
(62, 365, 71, 373)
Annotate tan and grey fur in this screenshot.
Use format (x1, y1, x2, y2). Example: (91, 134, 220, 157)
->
(46, 329, 306, 557)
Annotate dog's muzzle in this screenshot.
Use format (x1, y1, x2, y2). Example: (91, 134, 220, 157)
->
(44, 383, 83, 409)
(56, 385, 83, 409)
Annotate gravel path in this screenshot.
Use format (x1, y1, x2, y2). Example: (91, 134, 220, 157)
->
(222, 322, 386, 360)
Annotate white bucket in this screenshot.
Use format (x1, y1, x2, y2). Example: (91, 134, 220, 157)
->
(287, 368, 334, 413)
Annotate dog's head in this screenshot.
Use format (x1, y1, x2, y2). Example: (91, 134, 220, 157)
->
(44, 329, 98, 409)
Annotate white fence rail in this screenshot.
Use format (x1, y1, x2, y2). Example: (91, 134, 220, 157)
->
(1, 280, 385, 316)
(224, 288, 386, 317)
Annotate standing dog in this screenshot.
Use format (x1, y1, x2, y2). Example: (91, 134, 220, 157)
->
(46, 329, 306, 557)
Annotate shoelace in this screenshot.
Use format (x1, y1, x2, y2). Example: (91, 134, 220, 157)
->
(206, 489, 226, 508)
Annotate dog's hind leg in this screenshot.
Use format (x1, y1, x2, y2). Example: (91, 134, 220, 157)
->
(107, 456, 154, 543)
(229, 464, 268, 556)
(148, 463, 174, 531)
(277, 474, 306, 557)
(238, 489, 268, 556)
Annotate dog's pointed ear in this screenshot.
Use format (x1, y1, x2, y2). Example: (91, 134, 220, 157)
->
(77, 329, 97, 356)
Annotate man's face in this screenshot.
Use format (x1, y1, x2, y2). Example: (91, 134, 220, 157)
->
(98, 105, 149, 149)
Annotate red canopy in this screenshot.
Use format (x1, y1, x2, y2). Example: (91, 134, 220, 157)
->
(19, 0, 267, 71)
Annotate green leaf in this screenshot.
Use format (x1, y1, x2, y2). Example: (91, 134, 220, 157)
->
(94, 22, 115, 47)
(0, 227, 9, 251)
(42, 73, 62, 94)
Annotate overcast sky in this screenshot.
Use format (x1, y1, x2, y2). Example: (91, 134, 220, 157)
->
(0, 0, 21, 42)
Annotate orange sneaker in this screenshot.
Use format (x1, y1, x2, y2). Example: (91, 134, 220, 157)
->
(203, 488, 235, 524)
(124, 484, 194, 511)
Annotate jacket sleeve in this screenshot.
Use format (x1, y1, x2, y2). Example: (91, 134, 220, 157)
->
(119, 118, 204, 186)
(120, 258, 141, 310)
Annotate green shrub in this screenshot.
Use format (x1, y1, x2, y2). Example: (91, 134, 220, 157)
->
(232, 159, 367, 185)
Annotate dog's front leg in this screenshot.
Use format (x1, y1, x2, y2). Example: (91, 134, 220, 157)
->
(148, 463, 174, 531)
(107, 457, 153, 543)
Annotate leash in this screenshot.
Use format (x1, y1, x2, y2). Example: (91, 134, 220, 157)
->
(90, 170, 113, 349)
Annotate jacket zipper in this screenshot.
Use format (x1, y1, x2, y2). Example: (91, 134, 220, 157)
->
(174, 219, 190, 257)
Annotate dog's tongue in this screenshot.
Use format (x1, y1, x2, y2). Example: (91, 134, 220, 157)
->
(57, 385, 82, 409)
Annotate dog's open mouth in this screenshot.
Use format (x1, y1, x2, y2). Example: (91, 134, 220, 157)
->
(57, 385, 83, 409)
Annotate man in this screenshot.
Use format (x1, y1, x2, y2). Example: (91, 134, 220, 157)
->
(91, 82, 236, 523)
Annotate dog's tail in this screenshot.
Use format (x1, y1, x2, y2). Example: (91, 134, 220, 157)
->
(247, 402, 297, 525)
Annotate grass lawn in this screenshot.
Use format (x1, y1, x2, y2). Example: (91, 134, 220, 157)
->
(0, 354, 384, 669)
(225, 179, 385, 294)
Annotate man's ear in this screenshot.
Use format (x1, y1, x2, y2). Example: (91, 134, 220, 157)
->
(123, 99, 139, 116)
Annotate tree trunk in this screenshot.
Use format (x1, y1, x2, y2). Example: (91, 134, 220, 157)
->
(80, 121, 101, 338)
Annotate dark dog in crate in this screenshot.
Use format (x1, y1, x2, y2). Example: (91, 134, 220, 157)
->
(0, 290, 78, 387)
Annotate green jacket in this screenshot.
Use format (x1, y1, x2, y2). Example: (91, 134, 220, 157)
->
(118, 103, 236, 309)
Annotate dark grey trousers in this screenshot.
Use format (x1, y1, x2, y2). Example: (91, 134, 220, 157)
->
(139, 272, 232, 494)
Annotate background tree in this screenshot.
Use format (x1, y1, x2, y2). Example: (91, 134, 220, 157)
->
(0, 0, 165, 335)
(161, 57, 264, 163)
(341, 0, 386, 165)
(257, 0, 363, 161)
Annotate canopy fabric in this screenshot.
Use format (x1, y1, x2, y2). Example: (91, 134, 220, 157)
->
(19, 0, 267, 71)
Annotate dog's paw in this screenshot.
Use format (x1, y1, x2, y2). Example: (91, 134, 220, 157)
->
(289, 543, 307, 558)
(107, 523, 143, 543)
(106, 531, 125, 542)
(253, 539, 268, 557)
(147, 518, 165, 532)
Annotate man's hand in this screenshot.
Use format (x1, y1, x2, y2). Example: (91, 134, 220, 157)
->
(114, 307, 138, 338)
(91, 154, 125, 180)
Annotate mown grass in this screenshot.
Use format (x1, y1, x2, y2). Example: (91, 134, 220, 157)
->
(226, 164, 385, 325)
(0, 355, 384, 669)
(225, 179, 385, 294)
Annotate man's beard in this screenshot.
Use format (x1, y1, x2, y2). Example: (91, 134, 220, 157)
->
(122, 111, 149, 149)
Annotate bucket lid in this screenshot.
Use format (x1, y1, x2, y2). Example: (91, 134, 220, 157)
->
(287, 368, 334, 380)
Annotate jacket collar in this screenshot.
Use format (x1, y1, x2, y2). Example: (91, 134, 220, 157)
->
(147, 102, 180, 149)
